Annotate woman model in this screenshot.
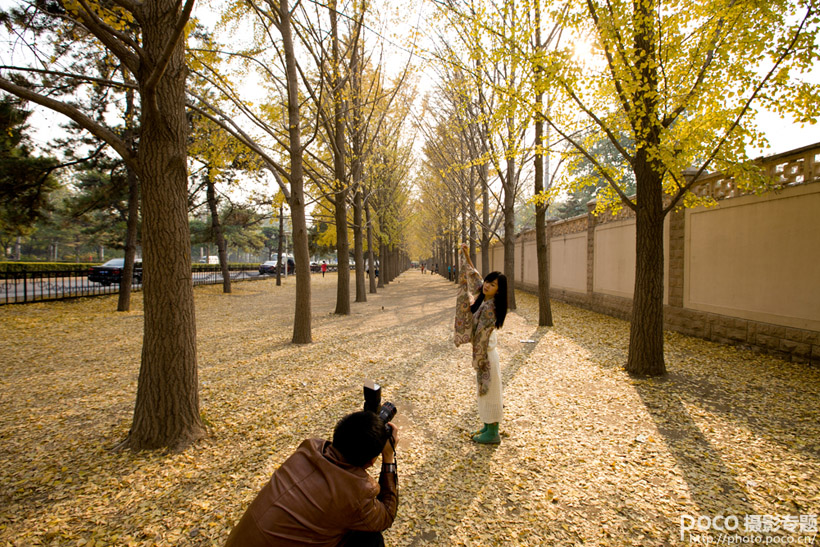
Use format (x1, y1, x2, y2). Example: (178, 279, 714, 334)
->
(454, 243, 508, 444)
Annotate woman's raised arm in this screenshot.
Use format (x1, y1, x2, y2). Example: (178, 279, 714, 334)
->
(461, 243, 475, 270)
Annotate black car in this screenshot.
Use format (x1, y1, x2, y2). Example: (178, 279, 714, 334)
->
(88, 258, 143, 286)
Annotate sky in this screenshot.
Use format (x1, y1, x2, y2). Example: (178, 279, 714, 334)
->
(749, 109, 820, 157)
(4, 0, 819, 169)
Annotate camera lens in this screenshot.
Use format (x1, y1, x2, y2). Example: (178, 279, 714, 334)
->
(379, 402, 397, 423)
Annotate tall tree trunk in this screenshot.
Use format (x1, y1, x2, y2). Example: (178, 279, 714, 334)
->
(376, 244, 384, 289)
(626, 165, 666, 376)
(457, 196, 465, 281)
(353, 187, 366, 302)
(383, 244, 390, 283)
(443, 231, 450, 280)
(533, 3, 553, 326)
(365, 202, 377, 293)
(206, 171, 231, 294)
(350, 29, 366, 303)
(279, 0, 312, 343)
(330, 0, 350, 315)
(481, 162, 490, 274)
(389, 244, 397, 283)
(474, 56, 489, 274)
(118, 165, 140, 312)
(439, 239, 445, 277)
(276, 203, 284, 286)
(127, 0, 204, 450)
(503, 157, 517, 310)
(333, 193, 350, 312)
(625, 0, 665, 376)
(469, 165, 477, 264)
(452, 220, 456, 277)
(533, 132, 552, 326)
(380, 207, 390, 286)
(290, 193, 312, 343)
(118, 79, 139, 312)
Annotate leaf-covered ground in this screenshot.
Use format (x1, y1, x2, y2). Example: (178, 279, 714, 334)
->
(0, 272, 818, 546)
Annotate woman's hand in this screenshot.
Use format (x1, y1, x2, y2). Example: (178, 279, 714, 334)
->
(461, 243, 474, 269)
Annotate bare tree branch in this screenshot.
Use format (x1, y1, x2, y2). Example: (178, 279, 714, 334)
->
(0, 75, 135, 169)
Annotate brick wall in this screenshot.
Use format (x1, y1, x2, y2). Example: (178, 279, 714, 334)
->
(487, 143, 820, 366)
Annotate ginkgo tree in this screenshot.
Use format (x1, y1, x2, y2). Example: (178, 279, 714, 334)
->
(417, 65, 498, 274)
(0, 0, 204, 450)
(347, 25, 416, 301)
(416, 86, 501, 279)
(188, 114, 247, 294)
(188, 0, 315, 343)
(543, 0, 820, 375)
(293, 0, 361, 315)
(434, 0, 557, 310)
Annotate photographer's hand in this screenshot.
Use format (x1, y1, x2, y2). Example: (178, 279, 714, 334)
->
(382, 423, 399, 464)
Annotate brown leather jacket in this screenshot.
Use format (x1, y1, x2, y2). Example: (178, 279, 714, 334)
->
(225, 438, 398, 546)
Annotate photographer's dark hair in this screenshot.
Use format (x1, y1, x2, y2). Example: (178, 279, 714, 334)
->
(332, 411, 390, 467)
(470, 271, 508, 329)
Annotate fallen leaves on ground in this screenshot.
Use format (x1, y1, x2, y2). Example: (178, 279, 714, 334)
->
(0, 272, 818, 546)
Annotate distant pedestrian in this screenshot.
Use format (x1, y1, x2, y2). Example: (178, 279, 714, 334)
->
(321, 261, 327, 278)
(421, 264, 425, 274)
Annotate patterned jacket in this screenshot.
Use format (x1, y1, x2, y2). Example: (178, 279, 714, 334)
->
(454, 255, 496, 395)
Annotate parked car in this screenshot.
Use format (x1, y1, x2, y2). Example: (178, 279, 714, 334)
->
(259, 258, 294, 275)
(310, 262, 321, 272)
(88, 258, 143, 286)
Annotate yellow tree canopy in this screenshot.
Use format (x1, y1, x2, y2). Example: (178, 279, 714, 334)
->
(550, 0, 820, 211)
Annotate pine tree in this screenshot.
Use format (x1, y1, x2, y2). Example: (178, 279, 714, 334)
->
(0, 97, 60, 239)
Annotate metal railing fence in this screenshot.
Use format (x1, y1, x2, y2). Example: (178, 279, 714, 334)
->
(0, 264, 266, 305)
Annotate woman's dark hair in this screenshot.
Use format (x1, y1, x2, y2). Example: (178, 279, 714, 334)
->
(470, 271, 507, 329)
(332, 411, 390, 467)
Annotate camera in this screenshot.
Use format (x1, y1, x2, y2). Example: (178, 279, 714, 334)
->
(363, 380, 397, 438)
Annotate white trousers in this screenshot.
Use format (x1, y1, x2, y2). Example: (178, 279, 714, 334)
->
(477, 331, 503, 423)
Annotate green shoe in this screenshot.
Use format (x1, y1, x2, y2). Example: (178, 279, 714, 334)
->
(469, 424, 488, 437)
(472, 423, 500, 444)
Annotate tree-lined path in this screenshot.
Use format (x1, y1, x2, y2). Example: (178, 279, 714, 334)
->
(1, 273, 818, 545)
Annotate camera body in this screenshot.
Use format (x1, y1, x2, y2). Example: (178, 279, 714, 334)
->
(363, 380, 397, 438)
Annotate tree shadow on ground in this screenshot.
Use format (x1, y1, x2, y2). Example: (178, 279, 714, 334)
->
(393, 324, 550, 546)
(657, 365, 820, 464)
(564, 345, 756, 517)
(528, 297, 820, 522)
(631, 377, 757, 517)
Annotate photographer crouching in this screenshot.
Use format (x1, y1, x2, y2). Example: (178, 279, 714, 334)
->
(225, 382, 399, 547)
